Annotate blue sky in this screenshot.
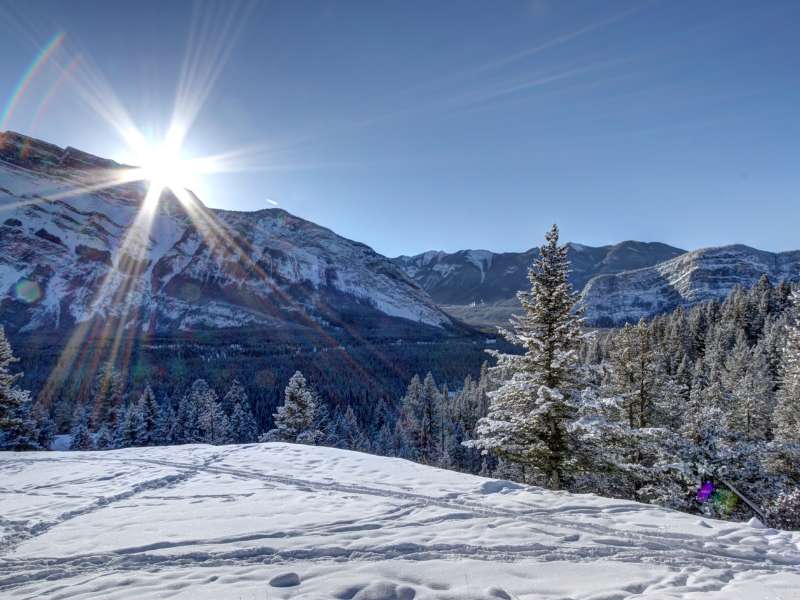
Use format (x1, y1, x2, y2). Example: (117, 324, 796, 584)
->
(0, 1, 798, 256)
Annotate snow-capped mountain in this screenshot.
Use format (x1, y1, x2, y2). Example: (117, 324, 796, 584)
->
(393, 242, 685, 305)
(0, 132, 453, 338)
(581, 244, 800, 325)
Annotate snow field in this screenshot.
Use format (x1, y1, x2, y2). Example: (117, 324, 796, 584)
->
(1, 443, 798, 599)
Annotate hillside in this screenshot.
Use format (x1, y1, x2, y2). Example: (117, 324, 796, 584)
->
(0, 443, 798, 599)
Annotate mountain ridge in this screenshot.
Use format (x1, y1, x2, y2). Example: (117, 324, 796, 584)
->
(0, 131, 456, 339)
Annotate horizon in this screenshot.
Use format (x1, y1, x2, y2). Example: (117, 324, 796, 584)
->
(0, 1, 798, 256)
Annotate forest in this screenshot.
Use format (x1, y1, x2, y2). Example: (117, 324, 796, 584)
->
(1, 225, 798, 529)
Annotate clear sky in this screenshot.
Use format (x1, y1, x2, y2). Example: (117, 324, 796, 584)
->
(0, 1, 798, 257)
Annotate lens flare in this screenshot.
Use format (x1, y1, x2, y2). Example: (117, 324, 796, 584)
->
(1, 32, 65, 130)
(14, 279, 42, 303)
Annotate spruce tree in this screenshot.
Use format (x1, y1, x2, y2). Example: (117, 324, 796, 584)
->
(775, 290, 800, 444)
(262, 371, 322, 444)
(70, 407, 94, 450)
(466, 224, 585, 489)
(194, 383, 230, 445)
(134, 385, 160, 446)
(0, 326, 39, 449)
(114, 405, 138, 448)
(225, 380, 258, 443)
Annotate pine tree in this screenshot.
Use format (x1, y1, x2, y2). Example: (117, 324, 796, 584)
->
(134, 385, 160, 446)
(194, 383, 230, 445)
(175, 393, 199, 443)
(70, 406, 94, 450)
(90, 363, 125, 428)
(225, 380, 258, 443)
(0, 326, 39, 449)
(775, 290, 800, 444)
(398, 375, 423, 460)
(466, 224, 585, 489)
(33, 403, 55, 450)
(262, 371, 322, 444)
(114, 405, 139, 448)
(341, 405, 370, 452)
(156, 401, 175, 445)
(95, 423, 114, 450)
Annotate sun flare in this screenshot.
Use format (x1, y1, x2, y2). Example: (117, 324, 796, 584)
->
(139, 144, 192, 192)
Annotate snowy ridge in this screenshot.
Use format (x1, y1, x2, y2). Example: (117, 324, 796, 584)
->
(581, 244, 800, 325)
(0, 443, 798, 599)
(0, 132, 452, 334)
(393, 241, 686, 326)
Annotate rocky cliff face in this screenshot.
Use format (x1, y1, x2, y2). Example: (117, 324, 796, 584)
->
(581, 245, 800, 325)
(396, 241, 800, 328)
(0, 132, 454, 339)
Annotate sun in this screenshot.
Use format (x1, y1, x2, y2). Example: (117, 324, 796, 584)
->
(133, 141, 194, 203)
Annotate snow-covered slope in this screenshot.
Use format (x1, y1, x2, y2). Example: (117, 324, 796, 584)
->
(1, 444, 798, 599)
(0, 132, 452, 335)
(582, 245, 800, 325)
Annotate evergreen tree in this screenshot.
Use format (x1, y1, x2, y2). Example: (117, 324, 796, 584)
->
(0, 326, 40, 449)
(90, 363, 125, 428)
(134, 385, 160, 446)
(114, 405, 139, 448)
(95, 423, 115, 450)
(70, 406, 94, 450)
(262, 371, 322, 444)
(194, 383, 230, 445)
(225, 380, 258, 443)
(156, 401, 175, 445)
(775, 290, 800, 444)
(467, 224, 586, 489)
(341, 405, 370, 452)
(33, 403, 55, 450)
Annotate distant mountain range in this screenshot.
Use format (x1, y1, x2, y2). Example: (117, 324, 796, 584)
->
(395, 243, 800, 329)
(393, 242, 685, 305)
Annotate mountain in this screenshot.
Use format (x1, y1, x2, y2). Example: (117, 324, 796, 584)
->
(3, 443, 799, 599)
(581, 244, 800, 325)
(394, 242, 686, 328)
(0, 131, 454, 338)
(393, 242, 685, 305)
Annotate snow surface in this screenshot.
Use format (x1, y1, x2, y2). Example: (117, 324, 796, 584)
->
(1, 443, 799, 599)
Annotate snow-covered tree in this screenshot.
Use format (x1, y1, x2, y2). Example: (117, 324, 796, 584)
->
(175, 390, 200, 444)
(774, 290, 800, 444)
(32, 403, 55, 450)
(466, 224, 586, 489)
(156, 401, 175, 445)
(90, 362, 125, 428)
(225, 380, 258, 443)
(70, 406, 94, 450)
(261, 371, 322, 444)
(399, 373, 442, 463)
(194, 383, 230, 445)
(134, 385, 160, 446)
(768, 488, 800, 530)
(0, 326, 40, 450)
(95, 423, 114, 450)
(114, 405, 138, 448)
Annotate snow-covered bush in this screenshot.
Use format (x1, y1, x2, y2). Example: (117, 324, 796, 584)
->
(768, 489, 800, 530)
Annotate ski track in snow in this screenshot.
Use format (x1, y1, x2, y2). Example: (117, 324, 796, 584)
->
(0, 444, 798, 599)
